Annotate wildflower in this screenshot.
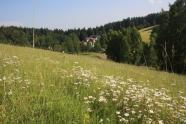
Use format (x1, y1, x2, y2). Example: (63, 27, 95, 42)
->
(88, 96, 95, 100)
(99, 119, 103, 123)
(179, 91, 184, 94)
(12, 56, 18, 59)
(119, 118, 128, 123)
(84, 97, 88, 100)
(99, 96, 107, 103)
(116, 111, 120, 115)
(119, 81, 126, 85)
(106, 118, 110, 122)
(8, 89, 12, 96)
(25, 81, 31, 85)
(119, 118, 125, 122)
(127, 78, 133, 82)
(74, 62, 79, 64)
(87, 108, 93, 112)
(158, 120, 164, 124)
(84, 101, 90, 104)
(154, 91, 162, 97)
(2, 76, 6, 81)
(149, 110, 154, 114)
(124, 113, 129, 117)
(131, 110, 136, 114)
(146, 118, 152, 124)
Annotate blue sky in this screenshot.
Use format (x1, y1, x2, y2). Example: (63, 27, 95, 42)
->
(0, 0, 175, 30)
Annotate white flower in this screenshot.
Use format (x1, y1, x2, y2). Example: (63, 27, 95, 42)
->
(154, 91, 162, 97)
(116, 111, 120, 115)
(127, 78, 133, 82)
(99, 96, 107, 103)
(131, 110, 136, 114)
(84, 97, 88, 100)
(119, 118, 128, 122)
(12, 56, 18, 59)
(26, 81, 31, 85)
(3, 76, 6, 81)
(146, 118, 152, 124)
(88, 96, 93, 99)
(149, 110, 154, 114)
(158, 120, 164, 124)
(74, 62, 79, 64)
(87, 108, 93, 112)
(119, 118, 125, 122)
(8, 89, 12, 95)
(99, 119, 103, 123)
(124, 113, 129, 117)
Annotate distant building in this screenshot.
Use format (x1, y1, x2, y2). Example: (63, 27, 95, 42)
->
(83, 35, 99, 47)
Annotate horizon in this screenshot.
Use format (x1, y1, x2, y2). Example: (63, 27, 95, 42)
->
(0, 0, 175, 30)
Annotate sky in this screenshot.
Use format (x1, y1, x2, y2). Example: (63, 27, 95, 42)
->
(0, 0, 176, 30)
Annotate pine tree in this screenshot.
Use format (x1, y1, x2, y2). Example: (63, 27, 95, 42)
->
(155, 0, 186, 73)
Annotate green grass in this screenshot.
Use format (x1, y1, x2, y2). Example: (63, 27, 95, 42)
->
(0, 44, 186, 124)
(139, 26, 158, 43)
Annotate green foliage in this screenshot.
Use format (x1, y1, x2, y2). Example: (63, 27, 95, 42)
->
(106, 27, 143, 65)
(93, 40, 102, 52)
(141, 28, 158, 67)
(125, 27, 143, 65)
(154, 0, 186, 73)
(99, 33, 108, 49)
(106, 30, 129, 62)
(63, 33, 80, 54)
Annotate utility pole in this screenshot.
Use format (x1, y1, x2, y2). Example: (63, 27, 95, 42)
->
(32, 0, 35, 48)
(33, 27, 35, 48)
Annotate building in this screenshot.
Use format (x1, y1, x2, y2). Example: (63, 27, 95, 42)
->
(83, 35, 99, 47)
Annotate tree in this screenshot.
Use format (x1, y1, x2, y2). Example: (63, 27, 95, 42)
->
(93, 40, 102, 52)
(99, 32, 108, 50)
(63, 33, 80, 54)
(144, 29, 158, 67)
(125, 27, 143, 65)
(154, 0, 186, 73)
(106, 30, 129, 62)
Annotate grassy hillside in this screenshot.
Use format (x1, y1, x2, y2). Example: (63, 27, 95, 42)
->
(139, 26, 158, 43)
(0, 44, 186, 124)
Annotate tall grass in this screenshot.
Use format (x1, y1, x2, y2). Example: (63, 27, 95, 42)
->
(0, 44, 186, 124)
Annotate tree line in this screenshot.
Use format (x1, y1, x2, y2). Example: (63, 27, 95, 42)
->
(0, 13, 160, 52)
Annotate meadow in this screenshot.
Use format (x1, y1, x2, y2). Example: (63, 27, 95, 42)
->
(0, 44, 186, 124)
(139, 26, 157, 43)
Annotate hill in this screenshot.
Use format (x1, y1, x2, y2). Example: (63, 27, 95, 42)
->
(0, 44, 186, 123)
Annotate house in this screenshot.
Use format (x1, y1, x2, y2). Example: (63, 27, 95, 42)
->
(83, 35, 99, 47)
